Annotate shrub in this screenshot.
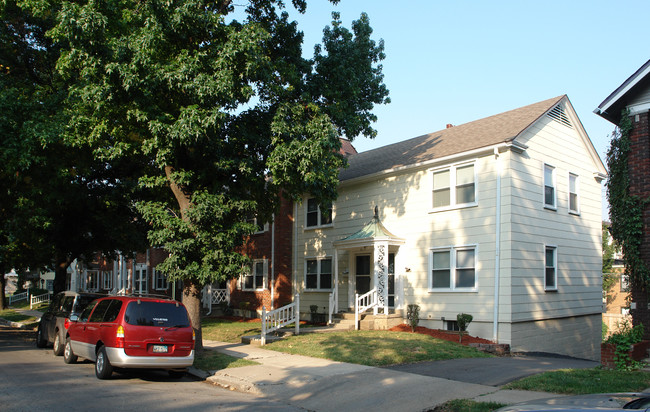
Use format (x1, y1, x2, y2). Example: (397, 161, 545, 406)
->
(605, 320, 645, 371)
(457, 313, 473, 343)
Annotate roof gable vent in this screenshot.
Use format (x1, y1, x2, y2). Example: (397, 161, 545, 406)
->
(547, 104, 573, 128)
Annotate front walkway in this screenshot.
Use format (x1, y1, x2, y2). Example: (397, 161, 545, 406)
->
(200, 339, 559, 411)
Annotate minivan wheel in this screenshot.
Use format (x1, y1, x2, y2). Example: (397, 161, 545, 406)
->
(63, 337, 77, 364)
(36, 325, 47, 348)
(53, 332, 64, 356)
(95, 346, 113, 379)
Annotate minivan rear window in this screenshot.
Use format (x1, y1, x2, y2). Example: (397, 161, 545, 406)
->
(124, 301, 190, 327)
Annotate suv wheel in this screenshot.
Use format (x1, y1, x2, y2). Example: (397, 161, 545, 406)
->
(52, 332, 64, 356)
(36, 325, 47, 348)
(95, 346, 113, 379)
(63, 337, 77, 364)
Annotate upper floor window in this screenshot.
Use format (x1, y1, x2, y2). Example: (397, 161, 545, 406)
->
(544, 164, 556, 209)
(432, 162, 476, 210)
(306, 198, 332, 228)
(305, 257, 332, 290)
(86, 270, 99, 292)
(545, 245, 557, 291)
(568, 173, 579, 214)
(247, 216, 268, 234)
(241, 259, 267, 291)
(429, 246, 476, 291)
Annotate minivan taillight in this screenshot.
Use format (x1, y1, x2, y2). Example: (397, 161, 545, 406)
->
(192, 329, 195, 341)
(116, 325, 125, 348)
(64, 318, 71, 330)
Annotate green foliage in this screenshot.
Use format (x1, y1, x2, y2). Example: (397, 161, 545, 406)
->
(431, 399, 506, 412)
(456, 313, 473, 343)
(601, 222, 619, 303)
(407, 304, 420, 332)
(606, 109, 650, 290)
(604, 320, 644, 371)
(602, 321, 608, 341)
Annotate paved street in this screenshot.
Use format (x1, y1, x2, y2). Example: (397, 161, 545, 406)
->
(0, 325, 302, 412)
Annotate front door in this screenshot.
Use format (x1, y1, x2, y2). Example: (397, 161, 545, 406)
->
(355, 255, 371, 295)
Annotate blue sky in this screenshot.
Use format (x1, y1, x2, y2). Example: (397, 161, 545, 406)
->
(280, 0, 648, 164)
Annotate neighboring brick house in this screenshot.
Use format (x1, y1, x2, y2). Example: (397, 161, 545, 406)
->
(603, 248, 630, 336)
(595, 58, 650, 339)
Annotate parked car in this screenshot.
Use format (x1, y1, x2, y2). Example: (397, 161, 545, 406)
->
(36, 291, 104, 355)
(494, 392, 650, 411)
(63, 295, 195, 379)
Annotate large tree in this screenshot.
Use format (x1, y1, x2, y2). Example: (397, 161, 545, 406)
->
(49, 0, 389, 349)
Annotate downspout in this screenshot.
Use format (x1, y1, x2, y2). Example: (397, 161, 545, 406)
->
(493, 147, 502, 343)
(293, 203, 299, 307)
(271, 215, 275, 310)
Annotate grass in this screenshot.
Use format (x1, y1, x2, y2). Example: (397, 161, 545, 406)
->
(504, 368, 650, 395)
(429, 399, 506, 412)
(264, 330, 492, 367)
(202, 317, 262, 343)
(193, 350, 259, 371)
(0, 309, 34, 323)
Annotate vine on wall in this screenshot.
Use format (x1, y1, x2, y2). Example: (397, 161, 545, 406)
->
(606, 109, 650, 291)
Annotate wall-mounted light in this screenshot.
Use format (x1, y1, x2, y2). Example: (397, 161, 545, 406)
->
(405, 267, 411, 272)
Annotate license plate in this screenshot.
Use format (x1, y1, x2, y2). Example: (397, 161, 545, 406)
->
(153, 345, 168, 353)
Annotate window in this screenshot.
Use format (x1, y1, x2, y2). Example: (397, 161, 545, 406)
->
(429, 246, 476, 291)
(154, 267, 168, 290)
(241, 259, 267, 291)
(134, 265, 148, 294)
(306, 198, 333, 228)
(86, 270, 99, 291)
(544, 164, 556, 209)
(305, 257, 333, 290)
(620, 274, 629, 292)
(247, 216, 267, 233)
(568, 173, 579, 214)
(545, 246, 557, 290)
(432, 163, 476, 209)
(102, 271, 112, 290)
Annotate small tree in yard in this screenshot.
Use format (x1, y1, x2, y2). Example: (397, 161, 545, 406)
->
(407, 304, 420, 332)
(457, 313, 473, 343)
(48, 0, 389, 351)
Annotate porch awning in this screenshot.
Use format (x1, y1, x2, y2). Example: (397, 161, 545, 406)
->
(333, 207, 405, 249)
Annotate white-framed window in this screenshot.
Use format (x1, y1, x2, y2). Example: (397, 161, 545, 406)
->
(431, 162, 476, 210)
(134, 264, 148, 294)
(241, 259, 267, 291)
(154, 267, 168, 290)
(544, 164, 556, 209)
(247, 216, 268, 234)
(306, 198, 333, 228)
(429, 246, 477, 291)
(545, 245, 557, 291)
(86, 270, 99, 291)
(305, 257, 333, 290)
(102, 271, 112, 289)
(620, 274, 629, 292)
(568, 173, 579, 214)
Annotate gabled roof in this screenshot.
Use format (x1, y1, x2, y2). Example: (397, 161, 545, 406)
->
(340, 95, 565, 182)
(594, 59, 650, 125)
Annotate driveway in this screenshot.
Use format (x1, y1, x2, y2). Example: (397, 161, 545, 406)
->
(383, 354, 599, 386)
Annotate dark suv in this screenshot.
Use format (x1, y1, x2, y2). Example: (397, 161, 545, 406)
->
(36, 291, 104, 355)
(64, 295, 194, 379)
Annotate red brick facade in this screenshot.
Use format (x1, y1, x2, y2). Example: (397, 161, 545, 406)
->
(626, 111, 650, 340)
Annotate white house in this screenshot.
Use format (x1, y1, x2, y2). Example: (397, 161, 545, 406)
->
(293, 95, 606, 360)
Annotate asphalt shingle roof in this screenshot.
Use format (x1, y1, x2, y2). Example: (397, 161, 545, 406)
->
(340, 95, 565, 181)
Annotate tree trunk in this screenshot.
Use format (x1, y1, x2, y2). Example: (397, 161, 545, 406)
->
(53, 255, 71, 295)
(182, 279, 203, 352)
(0, 267, 7, 310)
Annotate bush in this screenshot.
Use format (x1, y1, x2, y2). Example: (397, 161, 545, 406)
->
(457, 313, 473, 343)
(605, 320, 645, 371)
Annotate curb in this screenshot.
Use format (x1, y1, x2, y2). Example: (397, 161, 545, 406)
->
(206, 373, 262, 394)
(0, 317, 38, 330)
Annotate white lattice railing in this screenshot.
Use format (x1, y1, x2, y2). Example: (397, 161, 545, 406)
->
(261, 293, 300, 346)
(31, 292, 52, 309)
(211, 288, 229, 304)
(8, 291, 28, 305)
(355, 288, 378, 331)
(328, 289, 337, 325)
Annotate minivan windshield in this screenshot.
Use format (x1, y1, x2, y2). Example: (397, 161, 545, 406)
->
(124, 301, 190, 327)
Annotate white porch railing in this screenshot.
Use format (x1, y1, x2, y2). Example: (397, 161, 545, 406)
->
(261, 293, 300, 346)
(8, 291, 28, 305)
(31, 292, 52, 309)
(203, 286, 230, 315)
(328, 289, 337, 325)
(354, 288, 378, 331)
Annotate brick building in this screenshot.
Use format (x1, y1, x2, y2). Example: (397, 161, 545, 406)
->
(595, 58, 650, 338)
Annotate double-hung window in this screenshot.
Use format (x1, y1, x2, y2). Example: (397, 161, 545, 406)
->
(102, 271, 112, 290)
(305, 257, 332, 290)
(134, 264, 148, 294)
(544, 164, 556, 209)
(154, 267, 168, 290)
(429, 246, 477, 291)
(306, 198, 333, 228)
(568, 173, 579, 214)
(242, 259, 267, 291)
(432, 162, 476, 210)
(545, 245, 557, 291)
(86, 270, 99, 291)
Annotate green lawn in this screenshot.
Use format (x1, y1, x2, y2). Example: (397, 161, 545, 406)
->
(504, 368, 650, 394)
(193, 350, 258, 371)
(202, 317, 262, 343)
(0, 309, 35, 323)
(429, 399, 506, 412)
(264, 330, 491, 367)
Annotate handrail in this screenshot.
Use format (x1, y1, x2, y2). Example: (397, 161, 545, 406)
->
(261, 293, 300, 345)
(8, 291, 28, 305)
(30, 292, 52, 309)
(354, 288, 378, 331)
(328, 289, 337, 325)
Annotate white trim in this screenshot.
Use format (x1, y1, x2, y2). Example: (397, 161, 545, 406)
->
(428, 244, 478, 292)
(493, 148, 502, 343)
(304, 197, 334, 230)
(568, 172, 580, 215)
(241, 259, 268, 291)
(429, 160, 478, 212)
(596, 63, 650, 115)
(303, 256, 334, 292)
(544, 244, 558, 291)
(543, 163, 557, 210)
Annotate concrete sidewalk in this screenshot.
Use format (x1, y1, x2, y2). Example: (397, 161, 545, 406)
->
(198, 340, 557, 411)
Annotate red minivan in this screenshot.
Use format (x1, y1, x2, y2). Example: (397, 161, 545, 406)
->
(64, 295, 194, 379)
